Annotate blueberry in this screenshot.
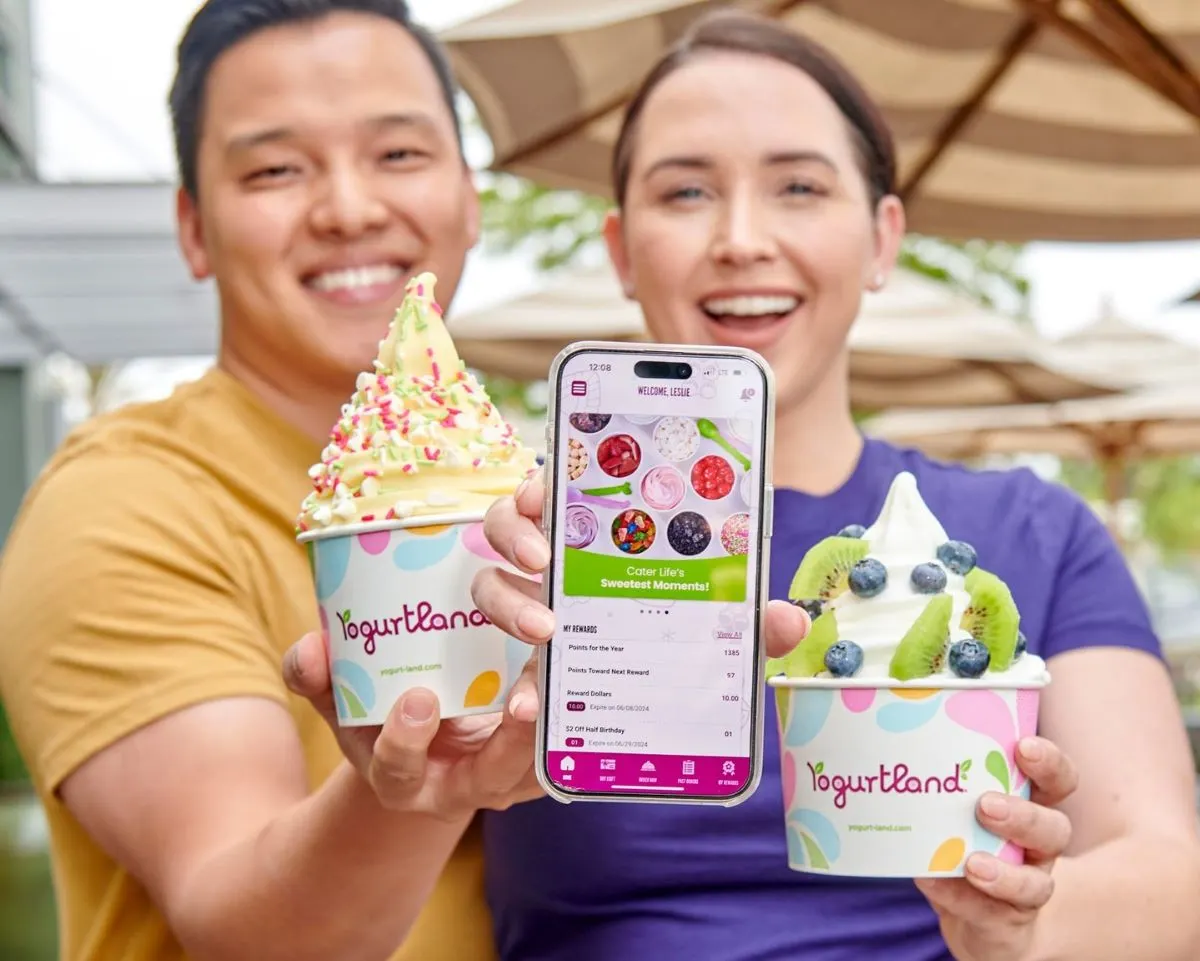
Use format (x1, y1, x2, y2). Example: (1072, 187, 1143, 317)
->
(824, 640, 864, 678)
(848, 558, 887, 598)
(838, 524, 867, 539)
(948, 639, 991, 678)
(792, 598, 824, 621)
(911, 562, 947, 594)
(1014, 630, 1027, 660)
(936, 540, 977, 576)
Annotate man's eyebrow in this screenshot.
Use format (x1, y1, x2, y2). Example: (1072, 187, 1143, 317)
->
(225, 112, 437, 154)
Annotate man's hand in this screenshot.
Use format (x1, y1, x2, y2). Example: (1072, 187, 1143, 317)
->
(285, 631, 544, 820)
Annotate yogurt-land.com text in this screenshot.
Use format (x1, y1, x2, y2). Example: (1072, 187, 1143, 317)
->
(806, 760, 967, 810)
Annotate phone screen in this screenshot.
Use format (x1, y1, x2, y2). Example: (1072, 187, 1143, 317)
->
(542, 347, 772, 802)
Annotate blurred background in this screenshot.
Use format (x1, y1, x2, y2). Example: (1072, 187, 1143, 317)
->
(2, 1, 1200, 956)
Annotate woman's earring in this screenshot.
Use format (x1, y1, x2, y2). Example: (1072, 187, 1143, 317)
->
(868, 272, 885, 292)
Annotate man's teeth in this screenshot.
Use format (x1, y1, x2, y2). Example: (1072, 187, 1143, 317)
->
(702, 295, 800, 318)
(309, 265, 403, 292)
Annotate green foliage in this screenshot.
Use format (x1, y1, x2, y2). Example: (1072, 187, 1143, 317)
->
(1058, 457, 1200, 556)
(474, 374, 548, 418)
(0, 787, 58, 959)
(1127, 459, 1200, 556)
(477, 175, 612, 271)
(0, 704, 28, 786)
(896, 236, 1031, 319)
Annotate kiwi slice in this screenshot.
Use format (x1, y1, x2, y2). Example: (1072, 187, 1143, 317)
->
(889, 594, 953, 681)
(767, 610, 840, 679)
(961, 568, 1021, 671)
(788, 536, 869, 603)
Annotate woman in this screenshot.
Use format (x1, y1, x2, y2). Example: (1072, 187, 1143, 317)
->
(471, 10, 1200, 961)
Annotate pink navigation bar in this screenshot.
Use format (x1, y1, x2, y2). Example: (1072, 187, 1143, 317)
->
(546, 751, 751, 797)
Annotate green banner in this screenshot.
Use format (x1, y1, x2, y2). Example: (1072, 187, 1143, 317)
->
(562, 548, 747, 601)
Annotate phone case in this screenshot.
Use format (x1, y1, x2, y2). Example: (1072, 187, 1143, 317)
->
(535, 341, 777, 806)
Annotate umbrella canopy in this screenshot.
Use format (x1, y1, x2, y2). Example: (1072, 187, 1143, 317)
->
(868, 386, 1200, 461)
(1047, 296, 1200, 383)
(449, 261, 1124, 405)
(443, 0, 1200, 242)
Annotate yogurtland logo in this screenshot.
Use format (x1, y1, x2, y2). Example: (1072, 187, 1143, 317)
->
(336, 603, 492, 655)
(806, 760, 968, 810)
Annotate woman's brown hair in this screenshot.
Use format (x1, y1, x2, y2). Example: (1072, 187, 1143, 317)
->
(611, 10, 897, 209)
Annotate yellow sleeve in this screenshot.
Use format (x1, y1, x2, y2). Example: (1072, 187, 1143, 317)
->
(0, 444, 290, 795)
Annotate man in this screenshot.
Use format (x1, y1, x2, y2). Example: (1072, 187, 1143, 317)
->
(0, 3, 542, 959)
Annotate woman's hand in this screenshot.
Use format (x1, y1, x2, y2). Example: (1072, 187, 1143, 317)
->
(284, 630, 544, 821)
(915, 736, 1079, 961)
(470, 469, 812, 661)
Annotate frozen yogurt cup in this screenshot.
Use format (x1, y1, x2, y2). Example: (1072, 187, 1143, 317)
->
(653, 416, 700, 461)
(739, 470, 756, 509)
(566, 438, 588, 481)
(727, 416, 754, 445)
(721, 512, 750, 556)
(564, 504, 599, 549)
(298, 273, 537, 724)
(596, 433, 641, 478)
(641, 465, 686, 511)
(569, 412, 612, 433)
(768, 471, 1050, 878)
(302, 514, 530, 725)
(691, 454, 734, 500)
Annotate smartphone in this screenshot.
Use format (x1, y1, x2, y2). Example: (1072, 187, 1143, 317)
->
(536, 342, 775, 805)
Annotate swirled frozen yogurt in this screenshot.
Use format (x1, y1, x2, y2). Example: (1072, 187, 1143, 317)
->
(773, 472, 1047, 684)
(297, 272, 537, 531)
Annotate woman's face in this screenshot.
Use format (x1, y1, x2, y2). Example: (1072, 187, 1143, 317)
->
(605, 51, 904, 414)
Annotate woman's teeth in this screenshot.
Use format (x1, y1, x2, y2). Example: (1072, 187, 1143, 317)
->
(701, 295, 800, 320)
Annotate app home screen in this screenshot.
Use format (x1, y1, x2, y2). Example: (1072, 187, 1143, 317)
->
(545, 353, 768, 798)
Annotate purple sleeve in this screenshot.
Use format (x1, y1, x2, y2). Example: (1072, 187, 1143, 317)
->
(1040, 489, 1162, 662)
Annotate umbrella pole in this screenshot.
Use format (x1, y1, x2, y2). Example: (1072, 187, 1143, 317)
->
(1100, 455, 1127, 549)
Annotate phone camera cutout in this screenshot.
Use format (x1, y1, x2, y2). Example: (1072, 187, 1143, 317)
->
(634, 360, 692, 380)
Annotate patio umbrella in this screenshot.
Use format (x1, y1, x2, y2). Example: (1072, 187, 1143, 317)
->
(442, 0, 1200, 242)
(864, 384, 1200, 535)
(448, 261, 1125, 406)
(1047, 296, 1200, 384)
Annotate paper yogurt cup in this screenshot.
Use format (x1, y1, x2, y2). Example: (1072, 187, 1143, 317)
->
(768, 673, 1049, 878)
(299, 512, 529, 726)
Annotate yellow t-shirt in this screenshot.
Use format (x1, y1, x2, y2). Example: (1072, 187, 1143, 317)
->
(0, 368, 497, 961)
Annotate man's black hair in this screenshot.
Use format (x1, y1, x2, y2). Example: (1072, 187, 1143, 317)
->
(168, 0, 463, 197)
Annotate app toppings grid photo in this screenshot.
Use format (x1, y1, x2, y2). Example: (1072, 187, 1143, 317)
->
(561, 412, 758, 602)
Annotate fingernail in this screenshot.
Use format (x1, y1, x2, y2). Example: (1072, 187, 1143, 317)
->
(980, 793, 1010, 820)
(515, 477, 531, 501)
(966, 854, 1000, 882)
(509, 692, 535, 721)
(401, 691, 436, 724)
(1019, 738, 1044, 761)
(517, 605, 555, 639)
(516, 534, 550, 570)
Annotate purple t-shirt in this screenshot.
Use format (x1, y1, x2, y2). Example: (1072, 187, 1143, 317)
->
(483, 438, 1161, 960)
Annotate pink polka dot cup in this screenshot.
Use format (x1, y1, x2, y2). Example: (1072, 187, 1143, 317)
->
(299, 512, 529, 726)
(768, 672, 1049, 878)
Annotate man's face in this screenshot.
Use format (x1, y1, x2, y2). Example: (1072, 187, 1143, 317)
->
(177, 12, 479, 390)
